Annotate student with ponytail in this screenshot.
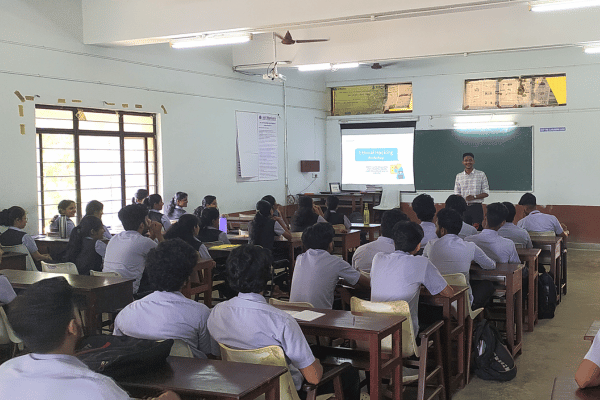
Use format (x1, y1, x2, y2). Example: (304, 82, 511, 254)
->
(290, 196, 326, 233)
(49, 200, 77, 236)
(144, 194, 171, 230)
(164, 214, 211, 259)
(201, 195, 218, 210)
(65, 215, 106, 275)
(0, 206, 52, 262)
(195, 207, 230, 244)
(85, 200, 112, 240)
(249, 200, 292, 251)
(166, 192, 188, 220)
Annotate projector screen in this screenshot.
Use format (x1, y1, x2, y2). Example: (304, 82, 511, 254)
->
(341, 122, 416, 192)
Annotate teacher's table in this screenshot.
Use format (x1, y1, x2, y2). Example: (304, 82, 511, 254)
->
(0, 252, 27, 270)
(274, 304, 405, 400)
(531, 236, 564, 304)
(350, 223, 381, 242)
(551, 372, 600, 400)
(1, 269, 133, 335)
(302, 192, 382, 215)
(118, 356, 286, 400)
(471, 263, 524, 357)
(517, 247, 542, 332)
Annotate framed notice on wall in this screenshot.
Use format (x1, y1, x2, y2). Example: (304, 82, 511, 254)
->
(235, 111, 278, 182)
(331, 83, 413, 116)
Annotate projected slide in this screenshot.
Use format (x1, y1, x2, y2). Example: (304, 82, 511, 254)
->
(341, 128, 415, 191)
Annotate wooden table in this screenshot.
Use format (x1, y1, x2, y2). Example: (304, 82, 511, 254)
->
(471, 263, 524, 357)
(181, 258, 215, 307)
(228, 234, 303, 266)
(421, 285, 468, 398)
(118, 356, 286, 400)
(517, 247, 542, 332)
(303, 192, 382, 215)
(585, 321, 600, 342)
(350, 223, 381, 242)
(1, 269, 133, 335)
(0, 252, 27, 270)
(531, 236, 563, 303)
(551, 372, 600, 400)
(336, 230, 361, 261)
(275, 304, 405, 400)
(34, 236, 69, 256)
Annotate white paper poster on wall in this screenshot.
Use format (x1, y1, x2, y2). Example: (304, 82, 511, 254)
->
(236, 111, 278, 182)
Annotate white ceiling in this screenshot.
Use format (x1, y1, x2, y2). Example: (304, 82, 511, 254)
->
(82, 0, 600, 68)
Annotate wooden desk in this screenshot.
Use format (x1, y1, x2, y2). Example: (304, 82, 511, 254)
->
(34, 236, 69, 256)
(517, 247, 542, 332)
(1, 269, 133, 335)
(181, 258, 215, 307)
(351, 223, 381, 242)
(0, 252, 27, 270)
(119, 356, 286, 400)
(551, 372, 600, 400)
(275, 304, 405, 400)
(205, 243, 240, 259)
(421, 285, 468, 398)
(471, 263, 524, 357)
(228, 234, 303, 266)
(302, 192, 382, 221)
(585, 321, 600, 342)
(336, 230, 361, 262)
(531, 236, 563, 303)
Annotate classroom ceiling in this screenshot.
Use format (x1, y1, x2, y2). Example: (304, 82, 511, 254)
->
(82, 0, 600, 69)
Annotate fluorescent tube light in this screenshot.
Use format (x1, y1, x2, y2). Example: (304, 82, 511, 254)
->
(530, 0, 600, 12)
(454, 122, 516, 130)
(332, 63, 360, 69)
(171, 33, 251, 49)
(584, 45, 600, 54)
(297, 63, 332, 72)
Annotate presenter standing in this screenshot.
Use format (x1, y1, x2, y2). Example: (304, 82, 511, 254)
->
(454, 152, 489, 228)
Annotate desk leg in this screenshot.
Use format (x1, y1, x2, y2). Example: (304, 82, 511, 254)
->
(392, 329, 402, 400)
(203, 267, 213, 308)
(527, 257, 536, 332)
(457, 294, 466, 389)
(515, 286, 523, 357)
(264, 377, 280, 400)
(562, 246, 567, 295)
(369, 337, 382, 400)
(84, 293, 100, 336)
(441, 301, 452, 400)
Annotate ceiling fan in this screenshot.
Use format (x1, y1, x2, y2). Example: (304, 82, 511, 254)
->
(370, 62, 399, 70)
(275, 31, 329, 45)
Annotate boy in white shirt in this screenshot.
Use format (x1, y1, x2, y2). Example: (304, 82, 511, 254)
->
(517, 193, 568, 240)
(411, 194, 438, 247)
(444, 194, 478, 238)
(498, 202, 533, 248)
(576, 330, 600, 388)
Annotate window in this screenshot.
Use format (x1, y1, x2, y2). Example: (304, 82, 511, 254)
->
(35, 105, 157, 232)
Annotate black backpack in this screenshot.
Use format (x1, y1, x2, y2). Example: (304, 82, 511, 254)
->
(538, 271, 557, 319)
(471, 319, 517, 381)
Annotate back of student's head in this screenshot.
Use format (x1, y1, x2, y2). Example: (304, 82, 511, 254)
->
(518, 193, 537, 207)
(380, 209, 409, 238)
(226, 244, 272, 294)
(502, 202, 517, 223)
(85, 200, 103, 217)
(146, 239, 198, 292)
(0, 206, 25, 226)
(250, 200, 273, 245)
(445, 194, 467, 215)
(66, 215, 103, 262)
(436, 208, 462, 235)
(164, 213, 199, 245)
(326, 196, 339, 211)
(58, 200, 75, 215)
(302, 222, 334, 250)
(118, 204, 148, 231)
(143, 194, 162, 210)
(8, 277, 75, 353)
(392, 221, 424, 252)
(486, 203, 509, 229)
(411, 194, 436, 222)
(132, 189, 149, 204)
(168, 192, 188, 215)
(202, 195, 217, 209)
(198, 206, 220, 230)
(298, 196, 313, 209)
(261, 195, 276, 208)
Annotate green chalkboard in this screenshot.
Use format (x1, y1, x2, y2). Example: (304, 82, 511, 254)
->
(414, 127, 532, 191)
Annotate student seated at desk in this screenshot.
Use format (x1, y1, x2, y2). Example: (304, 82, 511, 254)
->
(0, 277, 179, 400)
(465, 203, 520, 264)
(323, 196, 351, 231)
(103, 204, 164, 293)
(0, 206, 52, 263)
(165, 192, 188, 221)
(498, 201, 533, 249)
(249, 200, 292, 248)
(517, 193, 568, 239)
(114, 239, 217, 359)
(411, 194, 438, 247)
(144, 194, 171, 231)
(445, 194, 478, 238)
(201, 195, 218, 210)
(64, 216, 106, 275)
(371, 221, 454, 336)
(351, 209, 408, 273)
(290, 196, 326, 233)
(132, 188, 149, 205)
(0, 247, 17, 305)
(423, 208, 496, 310)
(576, 330, 600, 388)
(164, 214, 211, 259)
(85, 200, 112, 240)
(290, 223, 368, 309)
(196, 207, 230, 244)
(261, 195, 288, 227)
(49, 199, 77, 237)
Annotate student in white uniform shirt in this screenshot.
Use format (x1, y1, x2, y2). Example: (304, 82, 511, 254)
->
(464, 203, 521, 264)
(145, 194, 172, 231)
(290, 196, 327, 233)
(0, 206, 53, 263)
(352, 209, 409, 273)
(0, 277, 179, 400)
(576, 330, 600, 388)
(49, 199, 77, 237)
(498, 201, 533, 248)
(0, 247, 17, 305)
(196, 206, 230, 244)
(444, 194, 478, 238)
(113, 239, 217, 358)
(166, 192, 188, 221)
(517, 193, 568, 239)
(371, 221, 454, 336)
(323, 196, 352, 231)
(290, 223, 369, 309)
(411, 193, 438, 247)
(164, 214, 212, 259)
(423, 208, 496, 309)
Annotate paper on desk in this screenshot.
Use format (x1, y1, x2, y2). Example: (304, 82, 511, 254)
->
(292, 310, 325, 321)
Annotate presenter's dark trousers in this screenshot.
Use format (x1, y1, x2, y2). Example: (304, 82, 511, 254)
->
(464, 203, 484, 226)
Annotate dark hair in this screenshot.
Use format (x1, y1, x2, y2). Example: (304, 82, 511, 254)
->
(411, 194, 436, 222)
(0, 206, 26, 226)
(132, 189, 149, 204)
(381, 209, 409, 238)
(164, 214, 200, 249)
(445, 194, 467, 215)
(249, 200, 273, 245)
(146, 239, 198, 292)
(436, 208, 462, 235)
(202, 195, 217, 209)
(518, 193, 537, 207)
(292, 196, 318, 232)
(261, 195, 276, 208)
(502, 202, 517, 222)
(143, 194, 162, 210)
(226, 244, 272, 293)
(8, 277, 75, 353)
(58, 200, 75, 215)
(65, 215, 104, 263)
(392, 221, 424, 252)
(118, 204, 148, 231)
(198, 207, 220, 230)
(463, 152, 475, 159)
(486, 202, 509, 229)
(85, 200, 104, 216)
(167, 192, 188, 215)
(323, 196, 339, 221)
(302, 222, 334, 251)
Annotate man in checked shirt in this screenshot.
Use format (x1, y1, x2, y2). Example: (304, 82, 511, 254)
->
(454, 152, 489, 229)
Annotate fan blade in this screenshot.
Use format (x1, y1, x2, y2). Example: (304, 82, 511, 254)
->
(295, 39, 329, 43)
(274, 32, 285, 41)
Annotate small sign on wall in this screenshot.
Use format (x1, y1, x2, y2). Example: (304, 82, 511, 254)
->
(540, 127, 566, 132)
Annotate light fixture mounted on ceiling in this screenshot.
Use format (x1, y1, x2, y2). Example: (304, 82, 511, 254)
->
(584, 44, 600, 54)
(297, 63, 360, 72)
(170, 33, 252, 49)
(529, 0, 600, 12)
(454, 121, 517, 130)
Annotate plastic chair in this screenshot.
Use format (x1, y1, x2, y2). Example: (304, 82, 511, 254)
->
(373, 188, 401, 211)
(219, 343, 350, 400)
(170, 339, 194, 358)
(0, 307, 23, 358)
(90, 270, 121, 277)
(41, 261, 79, 274)
(1, 245, 37, 271)
(442, 273, 484, 384)
(350, 297, 445, 400)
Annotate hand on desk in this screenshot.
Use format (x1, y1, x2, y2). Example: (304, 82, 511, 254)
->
(151, 390, 181, 400)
